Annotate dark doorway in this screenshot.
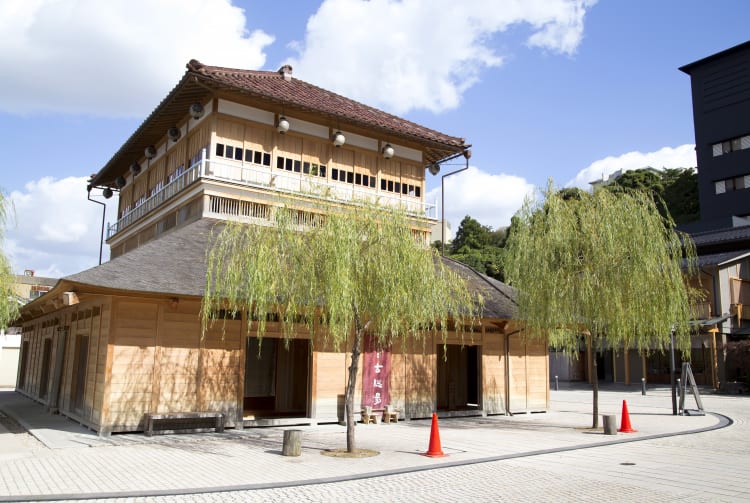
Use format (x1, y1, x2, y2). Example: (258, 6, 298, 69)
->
(243, 337, 310, 418)
(39, 338, 52, 400)
(71, 335, 89, 413)
(18, 341, 30, 389)
(436, 344, 480, 410)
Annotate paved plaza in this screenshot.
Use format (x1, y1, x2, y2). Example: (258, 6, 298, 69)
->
(1, 384, 748, 502)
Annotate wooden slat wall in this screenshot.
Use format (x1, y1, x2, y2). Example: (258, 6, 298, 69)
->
(404, 335, 435, 419)
(167, 141, 186, 175)
(277, 134, 302, 160)
(92, 302, 111, 424)
(481, 330, 506, 414)
(507, 333, 528, 412)
(525, 336, 549, 410)
(302, 139, 330, 167)
(107, 300, 157, 430)
(200, 316, 242, 426)
(355, 151, 376, 180)
(188, 124, 211, 161)
(245, 125, 273, 153)
(20, 296, 549, 432)
(507, 332, 549, 412)
(119, 184, 133, 217)
(310, 335, 347, 422)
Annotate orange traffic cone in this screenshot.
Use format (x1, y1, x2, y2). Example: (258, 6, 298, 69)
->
(424, 412, 447, 457)
(618, 399, 637, 433)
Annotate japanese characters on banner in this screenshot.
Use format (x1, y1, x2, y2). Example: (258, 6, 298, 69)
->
(361, 334, 391, 409)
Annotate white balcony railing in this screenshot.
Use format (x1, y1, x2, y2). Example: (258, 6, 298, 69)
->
(107, 149, 437, 239)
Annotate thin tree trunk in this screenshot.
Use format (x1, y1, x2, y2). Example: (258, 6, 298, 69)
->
(345, 329, 362, 453)
(592, 335, 599, 429)
(345, 306, 366, 453)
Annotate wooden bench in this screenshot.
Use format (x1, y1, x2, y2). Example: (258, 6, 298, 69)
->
(361, 406, 380, 424)
(144, 412, 225, 436)
(382, 404, 399, 423)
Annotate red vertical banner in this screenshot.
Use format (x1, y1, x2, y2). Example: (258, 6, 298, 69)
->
(361, 334, 391, 409)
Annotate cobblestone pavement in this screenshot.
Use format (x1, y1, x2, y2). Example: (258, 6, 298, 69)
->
(1, 385, 748, 502)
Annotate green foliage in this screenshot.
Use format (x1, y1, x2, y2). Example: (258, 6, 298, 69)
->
(203, 205, 480, 347)
(448, 215, 507, 281)
(202, 203, 481, 452)
(606, 167, 699, 225)
(504, 181, 698, 355)
(0, 191, 18, 329)
(661, 168, 700, 225)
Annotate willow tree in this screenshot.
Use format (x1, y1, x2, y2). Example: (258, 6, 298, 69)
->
(202, 203, 480, 452)
(504, 182, 698, 428)
(0, 191, 18, 329)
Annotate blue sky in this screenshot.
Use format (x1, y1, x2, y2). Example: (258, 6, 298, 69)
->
(1, 0, 749, 277)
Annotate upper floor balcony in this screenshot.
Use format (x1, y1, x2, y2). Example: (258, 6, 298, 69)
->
(106, 149, 437, 240)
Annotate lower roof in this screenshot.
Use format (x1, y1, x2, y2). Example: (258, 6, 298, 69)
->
(28, 218, 516, 320)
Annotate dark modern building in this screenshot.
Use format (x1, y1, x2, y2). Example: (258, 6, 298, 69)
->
(680, 40, 750, 232)
(680, 42, 750, 391)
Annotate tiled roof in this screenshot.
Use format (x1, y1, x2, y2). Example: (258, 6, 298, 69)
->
(92, 60, 468, 187)
(690, 225, 750, 247)
(694, 249, 750, 268)
(51, 219, 517, 320)
(187, 60, 466, 150)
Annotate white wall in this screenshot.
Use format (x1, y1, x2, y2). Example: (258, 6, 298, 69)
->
(0, 332, 21, 387)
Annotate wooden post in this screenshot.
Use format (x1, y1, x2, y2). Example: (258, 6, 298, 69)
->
(710, 329, 719, 390)
(624, 348, 630, 385)
(282, 429, 302, 456)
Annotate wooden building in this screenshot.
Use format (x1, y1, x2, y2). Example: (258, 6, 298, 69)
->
(15, 60, 548, 434)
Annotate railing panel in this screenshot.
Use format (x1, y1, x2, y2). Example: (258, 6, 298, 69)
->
(107, 156, 436, 239)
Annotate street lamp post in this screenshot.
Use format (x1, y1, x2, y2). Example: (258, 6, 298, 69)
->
(441, 150, 471, 256)
(87, 182, 114, 266)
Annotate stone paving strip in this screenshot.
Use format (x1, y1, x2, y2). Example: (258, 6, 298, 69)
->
(0, 386, 731, 501)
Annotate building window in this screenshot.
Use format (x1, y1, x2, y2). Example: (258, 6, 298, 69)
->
(715, 174, 750, 194)
(711, 134, 750, 157)
(215, 142, 271, 166)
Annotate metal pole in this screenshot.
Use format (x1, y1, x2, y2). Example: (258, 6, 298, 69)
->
(670, 329, 677, 415)
(641, 377, 646, 395)
(441, 151, 471, 256)
(87, 189, 106, 265)
(554, 375, 559, 391)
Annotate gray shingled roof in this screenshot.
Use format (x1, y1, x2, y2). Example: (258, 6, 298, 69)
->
(694, 249, 750, 268)
(441, 258, 518, 319)
(64, 218, 218, 296)
(61, 218, 517, 319)
(690, 225, 750, 247)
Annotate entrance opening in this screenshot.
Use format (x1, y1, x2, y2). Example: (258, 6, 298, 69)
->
(39, 338, 52, 400)
(436, 344, 480, 411)
(244, 337, 310, 418)
(71, 335, 89, 413)
(18, 341, 30, 389)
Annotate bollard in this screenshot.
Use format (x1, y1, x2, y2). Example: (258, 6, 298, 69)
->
(554, 375, 559, 391)
(603, 414, 617, 435)
(676, 378, 681, 400)
(282, 429, 302, 457)
(641, 377, 646, 395)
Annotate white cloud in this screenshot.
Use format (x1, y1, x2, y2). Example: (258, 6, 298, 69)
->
(0, 0, 273, 117)
(566, 144, 697, 189)
(289, 0, 596, 114)
(425, 166, 535, 234)
(6, 177, 118, 277)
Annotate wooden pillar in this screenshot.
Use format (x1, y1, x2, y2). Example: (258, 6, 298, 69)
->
(612, 350, 617, 383)
(710, 329, 719, 390)
(624, 349, 630, 386)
